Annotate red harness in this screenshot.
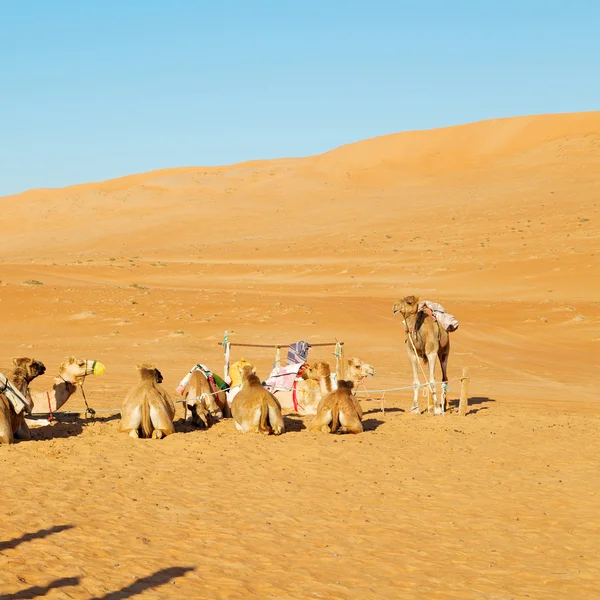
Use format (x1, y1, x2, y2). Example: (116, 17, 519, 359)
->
(46, 392, 54, 422)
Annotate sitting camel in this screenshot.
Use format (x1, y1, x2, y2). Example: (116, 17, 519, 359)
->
(120, 364, 176, 439)
(273, 358, 375, 415)
(183, 369, 230, 428)
(25, 356, 105, 425)
(393, 295, 450, 415)
(0, 358, 46, 444)
(231, 365, 284, 435)
(309, 381, 363, 435)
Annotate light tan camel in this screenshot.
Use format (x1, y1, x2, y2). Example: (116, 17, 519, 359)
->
(393, 295, 450, 415)
(0, 358, 46, 444)
(25, 357, 105, 425)
(293, 361, 332, 415)
(231, 365, 284, 435)
(273, 358, 374, 415)
(309, 380, 363, 434)
(120, 365, 175, 439)
(184, 370, 230, 428)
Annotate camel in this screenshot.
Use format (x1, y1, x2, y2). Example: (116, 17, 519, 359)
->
(292, 360, 332, 415)
(393, 295, 450, 415)
(309, 380, 363, 434)
(25, 357, 105, 425)
(0, 358, 46, 444)
(120, 364, 176, 439)
(183, 369, 230, 428)
(231, 365, 284, 435)
(272, 358, 375, 415)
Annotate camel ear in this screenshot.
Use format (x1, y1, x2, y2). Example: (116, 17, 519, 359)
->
(251, 366, 257, 375)
(64, 356, 76, 364)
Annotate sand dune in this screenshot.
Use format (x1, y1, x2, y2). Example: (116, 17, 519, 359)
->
(1, 111, 599, 598)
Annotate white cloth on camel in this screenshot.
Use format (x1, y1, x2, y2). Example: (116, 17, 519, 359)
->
(0, 373, 31, 414)
(418, 300, 459, 332)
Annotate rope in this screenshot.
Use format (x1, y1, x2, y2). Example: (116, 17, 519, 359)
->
(353, 377, 462, 395)
(220, 342, 343, 349)
(28, 377, 467, 419)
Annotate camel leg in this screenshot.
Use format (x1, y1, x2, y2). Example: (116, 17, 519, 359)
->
(14, 416, 32, 441)
(439, 349, 449, 412)
(0, 406, 13, 444)
(128, 429, 139, 438)
(427, 353, 442, 415)
(152, 430, 164, 439)
(406, 347, 421, 414)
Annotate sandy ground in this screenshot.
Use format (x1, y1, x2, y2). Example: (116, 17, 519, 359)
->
(1, 111, 599, 598)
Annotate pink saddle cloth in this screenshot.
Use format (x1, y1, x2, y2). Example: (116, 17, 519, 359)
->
(264, 363, 305, 391)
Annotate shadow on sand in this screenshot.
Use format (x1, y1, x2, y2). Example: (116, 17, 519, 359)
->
(0, 567, 195, 600)
(0, 525, 75, 552)
(29, 413, 120, 441)
(0, 577, 81, 600)
(88, 566, 195, 600)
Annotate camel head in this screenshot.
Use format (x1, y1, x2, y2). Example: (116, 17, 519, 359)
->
(229, 358, 252, 388)
(239, 364, 259, 385)
(346, 358, 375, 381)
(393, 295, 420, 318)
(302, 361, 331, 381)
(60, 357, 106, 383)
(12, 357, 46, 381)
(136, 364, 163, 384)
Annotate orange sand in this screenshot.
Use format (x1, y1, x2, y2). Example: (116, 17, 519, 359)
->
(1, 111, 599, 598)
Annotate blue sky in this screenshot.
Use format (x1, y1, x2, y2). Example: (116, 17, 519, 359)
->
(1, 0, 598, 196)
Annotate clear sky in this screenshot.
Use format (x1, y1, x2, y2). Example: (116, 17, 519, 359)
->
(1, 0, 598, 196)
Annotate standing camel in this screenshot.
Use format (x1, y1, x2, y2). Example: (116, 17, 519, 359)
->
(393, 295, 450, 415)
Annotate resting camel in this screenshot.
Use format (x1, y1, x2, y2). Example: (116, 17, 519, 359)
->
(120, 364, 175, 439)
(309, 380, 363, 434)
(0, 358, 46, 444)
(25, 357, 105, 425)
(184, 369, 230, 428)
(231, 365, 284, 435)
(393, 295, 450, 415)
(273, 358, 375, 415)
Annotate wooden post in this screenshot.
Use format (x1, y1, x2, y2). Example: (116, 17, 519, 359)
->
(336, 342, 345, 380)
(458, 367, 470, 416)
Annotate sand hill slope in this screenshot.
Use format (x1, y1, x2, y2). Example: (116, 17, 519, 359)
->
(1, 111, 599, 599)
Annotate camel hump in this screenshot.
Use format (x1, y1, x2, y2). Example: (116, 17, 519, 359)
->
(336, 380, 354, 391)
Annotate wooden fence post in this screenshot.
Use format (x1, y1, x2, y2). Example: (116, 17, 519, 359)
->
(336, 342, 345, 380)
(458, 367, 470, 416)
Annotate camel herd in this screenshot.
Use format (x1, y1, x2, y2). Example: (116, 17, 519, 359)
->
(0, 296, 458, 444)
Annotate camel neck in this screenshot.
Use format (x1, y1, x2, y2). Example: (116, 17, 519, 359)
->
(318, 376, 331, 396)
(11, 369, 32, 395)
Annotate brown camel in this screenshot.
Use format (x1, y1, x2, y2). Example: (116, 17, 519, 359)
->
(393, 295, 450, 415)
(273, 358, 374, 415)
(231, 365, 284, 435)
(184, 369, 230, 428)
(25, 357, 105, 425)
(0, 358, 46, 444)
(120, 364, 175, 439)
(309, 380, 363, 434)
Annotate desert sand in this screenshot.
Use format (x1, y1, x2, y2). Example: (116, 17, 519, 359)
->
(1, 111, 599, 599)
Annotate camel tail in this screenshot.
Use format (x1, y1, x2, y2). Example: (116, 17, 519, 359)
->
(140, 395, 153, 438)
(330, 404, 340, 433)
(267, 399, 284, 435)
(258, 399, 270, 434)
